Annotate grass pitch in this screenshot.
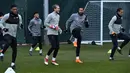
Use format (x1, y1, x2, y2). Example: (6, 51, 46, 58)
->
(0, 43, 130, 73)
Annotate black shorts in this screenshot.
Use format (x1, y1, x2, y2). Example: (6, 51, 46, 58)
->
(32, 36, 42, 44)
(48, 35, 59, 49)
(72, 27, 81, 38)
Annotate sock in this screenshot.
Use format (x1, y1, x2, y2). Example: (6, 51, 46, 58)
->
(109, 57, 113, 59)
(118, 47, 121, 50)
(73, 38, 77, 43)
(74, 38, 77, 42)
(45, 55, 49, 59)
(76, 56, 79, 60)
(52, 57, 56, 61)
(39, 49, 42, 54)
(11, 62, 15, 66)
(29, 47, 33, 51)
(0, 53, 4, 56)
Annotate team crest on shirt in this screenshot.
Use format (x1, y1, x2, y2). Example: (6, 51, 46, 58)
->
(14, 17, 19, 19)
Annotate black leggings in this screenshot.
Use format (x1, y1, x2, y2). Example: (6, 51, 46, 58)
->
(47, 35, 59, 58)
(32, 36, 42, 50)
(2, 34, 17, 63)
(110, 33, 130, 57)
(72, 28, 82, 57)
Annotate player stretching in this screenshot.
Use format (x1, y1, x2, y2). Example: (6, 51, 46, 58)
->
(0, 4, 22, 69)
(66, 8, 89, 63)
(44, 4, 62, 66)
(28, 12, 43, 56)
(108, 8, 130, 60)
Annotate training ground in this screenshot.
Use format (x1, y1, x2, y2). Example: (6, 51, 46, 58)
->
(0, 43, 130, 73)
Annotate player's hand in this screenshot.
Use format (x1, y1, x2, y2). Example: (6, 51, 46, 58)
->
(112, 32, 116, 36)
(121, 28, 125, 32)
(55, 26, 59, 30)
(84, 21, 89, 28)
(20, 24, 23, 29)
(59, 29, 62, 34)
(29, 32, 32, 36)
(42, 25, 46, 29)
(49, 25, 56, 29)
(3, 28, 8, 32)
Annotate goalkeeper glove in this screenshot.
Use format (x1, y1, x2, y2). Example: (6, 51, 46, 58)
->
(3, 28, 8, 32)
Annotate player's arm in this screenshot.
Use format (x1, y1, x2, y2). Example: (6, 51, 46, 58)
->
(28, 20, 33, 33)
(84, 15, 89, 28)
(40, 20, 45, 29)
(44, 14, 54, 28)
(58, 27, 62, 34)
(1, 14, 9, 32)
(18, 14, 23, 29)
(108, 16, 117, 34)
(57, 16, 62, 34)
(65, 14, 74, 31)
(0, 14, 9, 29)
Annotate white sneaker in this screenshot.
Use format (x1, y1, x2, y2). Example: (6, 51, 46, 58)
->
(44, 58, 48, 65)
(128, 55, 130, 57)
(118, 47, 121, 50)
(51, 61, 59, 66)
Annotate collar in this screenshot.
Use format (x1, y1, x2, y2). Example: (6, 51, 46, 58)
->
(53, 11, 58, 15)
(10, 12, 18, 17)
(77, 13, 84, 16)
(116, 13, 122, 18)
(34, 18, 40, 20)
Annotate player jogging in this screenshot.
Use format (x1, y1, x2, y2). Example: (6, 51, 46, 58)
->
(0, 4, 22, 69)
(28, 12, 43, 56)
(44, 4, 62, 66)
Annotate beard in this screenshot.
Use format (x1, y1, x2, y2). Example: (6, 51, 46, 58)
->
(55, 11, 60, 14)
(78, 12, 84, 16)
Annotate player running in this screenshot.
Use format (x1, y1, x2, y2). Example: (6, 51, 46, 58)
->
(28, 12, 43, 56)
(108, 8, 130, 60)
(44, 4, 62, 66)
(0, 4, 22, 69)
(66, 8, 89, 63)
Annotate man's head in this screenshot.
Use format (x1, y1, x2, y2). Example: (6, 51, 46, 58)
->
(52, 4, 60, 14)
(117, 8, 123, 16)
(78, 8, 84, 16)
(10, 4, 18, 15)
(0, 12, 4, 17)
(34, 12, 39, 19)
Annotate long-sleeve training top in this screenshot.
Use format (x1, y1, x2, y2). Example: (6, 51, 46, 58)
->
(28, 18, 42, 36)
(66, 13, 88, 33)
(44, 11, 62, 35)
(108, 14, 123, 34)
(0, 13, 22, 37)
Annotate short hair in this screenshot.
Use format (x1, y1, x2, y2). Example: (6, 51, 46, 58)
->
(117, 8, 123, 12)
(34, 12, 39, 15)
(79, 8, 84, 10)
(10, 4, 17, 9)
(0, 12, 4, 17)
(52, 4, 59, 10)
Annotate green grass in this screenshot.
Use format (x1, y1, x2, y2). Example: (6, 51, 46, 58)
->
(0, 43, 130, 73)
